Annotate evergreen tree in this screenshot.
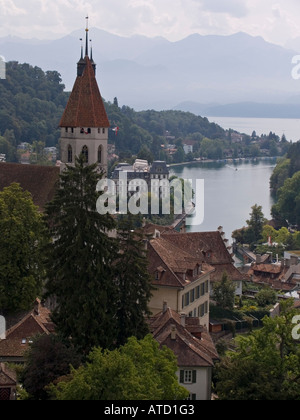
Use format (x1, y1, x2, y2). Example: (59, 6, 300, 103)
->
(246, 204, 266, 244)
(44, 156, 118, 353)
(114, 215, 153, 347)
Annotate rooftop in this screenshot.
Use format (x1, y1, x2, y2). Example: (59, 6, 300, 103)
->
(149, 307, 219, 368)
(0, 163, 59, 211)
(60, 56, 110, 129)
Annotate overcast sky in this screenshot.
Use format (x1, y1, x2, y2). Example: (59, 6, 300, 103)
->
(1, 0, 300, 46)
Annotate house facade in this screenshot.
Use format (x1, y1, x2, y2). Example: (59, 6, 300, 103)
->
(149, 306, 219, 400)
(147, 234, 214, 328)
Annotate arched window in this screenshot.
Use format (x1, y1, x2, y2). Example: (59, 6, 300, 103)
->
(98, 146, 102, 164)
(82, 146, 89, 163)
(67, 145, 73, 163)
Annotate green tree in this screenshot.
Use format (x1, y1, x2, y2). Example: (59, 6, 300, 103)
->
(22, 334, 82, 400)
(255, 288, 277, 307)
(246, 204, 266, 244)
(213, 272, 236, 310)
(215, 300, 300, 400)
(0, 183, 46, 314)
(272, 172, 300, 227)
(114, 215, 153, 347)
(50, 335, 189, 401)
(44, 156, 118, 353)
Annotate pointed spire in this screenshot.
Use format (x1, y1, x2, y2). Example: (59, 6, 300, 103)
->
(90, 39, 93, 61)
(85, 15, 89, 57)
(80, 38, 83, 60)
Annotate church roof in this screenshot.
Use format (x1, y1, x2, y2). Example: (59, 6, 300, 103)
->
(59, 56, 110, 129)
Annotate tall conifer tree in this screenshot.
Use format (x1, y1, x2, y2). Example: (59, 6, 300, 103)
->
(114, 215, 153, 347)
(45, 156, 117, 353)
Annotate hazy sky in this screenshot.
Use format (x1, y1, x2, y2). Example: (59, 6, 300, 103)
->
(1, 0, 300, 46)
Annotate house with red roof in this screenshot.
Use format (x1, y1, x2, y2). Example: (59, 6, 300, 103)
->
(149, 305, 219, 400)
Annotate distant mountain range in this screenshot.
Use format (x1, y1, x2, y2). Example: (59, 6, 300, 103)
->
(1, 29, 300, 117)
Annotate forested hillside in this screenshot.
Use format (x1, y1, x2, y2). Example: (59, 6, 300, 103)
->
(0, 61, 227, 163)
(0, 61, 289, 165)
(0, 62, 68, 157)
(271, 142, 300, 227)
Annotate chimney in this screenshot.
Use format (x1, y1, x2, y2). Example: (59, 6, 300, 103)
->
(34, 299, 40, 316)
(290, 256, 298, 266)
(256, 254, 262, 264)
(143, 239, 148, 251)
(171, 326, 177, 340)
(180, 313, 186, 328)
(163, 301, 168, 314)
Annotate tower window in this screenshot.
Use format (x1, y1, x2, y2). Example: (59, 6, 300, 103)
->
(103, 128, 106, 134)
(68, 145, 73, 163)
(98, 146, 102, 164)
(82, 146, 89, 163)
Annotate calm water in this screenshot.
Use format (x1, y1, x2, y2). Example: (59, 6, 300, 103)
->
(206, 116, 300, 143)
(170, 159, 277, 240)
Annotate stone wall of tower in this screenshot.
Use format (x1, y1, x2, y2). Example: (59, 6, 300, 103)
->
(60, 127, 108, 173)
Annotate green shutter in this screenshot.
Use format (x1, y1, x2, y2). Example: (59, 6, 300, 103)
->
(192, 370, 197, 383)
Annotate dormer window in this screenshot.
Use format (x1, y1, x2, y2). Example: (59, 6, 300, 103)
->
(155, 271, 160, 281)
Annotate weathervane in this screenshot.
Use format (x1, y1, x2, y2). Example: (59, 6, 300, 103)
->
(85, 16, 89, 57)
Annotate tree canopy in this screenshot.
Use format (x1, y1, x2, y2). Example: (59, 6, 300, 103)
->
(215, 300, 300, 400)
(50, 335, 189, 401)
(0, 183, 46, 314)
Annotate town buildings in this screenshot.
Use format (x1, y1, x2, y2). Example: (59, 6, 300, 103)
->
(0, 22, 224, 400)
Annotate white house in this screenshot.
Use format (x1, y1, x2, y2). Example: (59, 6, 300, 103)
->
(149, 306, 219, 400)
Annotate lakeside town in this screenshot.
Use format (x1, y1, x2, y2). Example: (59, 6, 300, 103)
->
(0, 21, 299, 402)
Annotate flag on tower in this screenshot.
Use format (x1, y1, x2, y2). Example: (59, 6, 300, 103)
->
(112, 127, 120, 136)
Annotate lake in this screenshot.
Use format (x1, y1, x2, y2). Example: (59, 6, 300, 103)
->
(170, 159, 277, 241)
(206, 116, 300, 143)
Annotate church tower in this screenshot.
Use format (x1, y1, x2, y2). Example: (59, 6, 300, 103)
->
(59, 18, 110, 173)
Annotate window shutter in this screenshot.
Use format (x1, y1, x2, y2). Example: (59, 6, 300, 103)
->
(180, 370, 184, 383)
(192, 370, 197, 384)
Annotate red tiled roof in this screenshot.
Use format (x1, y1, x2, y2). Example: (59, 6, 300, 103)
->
(161, 231, 246, 283)
(149, 308, 219, 368)
(0, 163, 59, 211)
(60, 57, 110, 128)
(0, 301, 54, 360)
(148, 237, 215, 288)
(0, 363, 17, 386)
